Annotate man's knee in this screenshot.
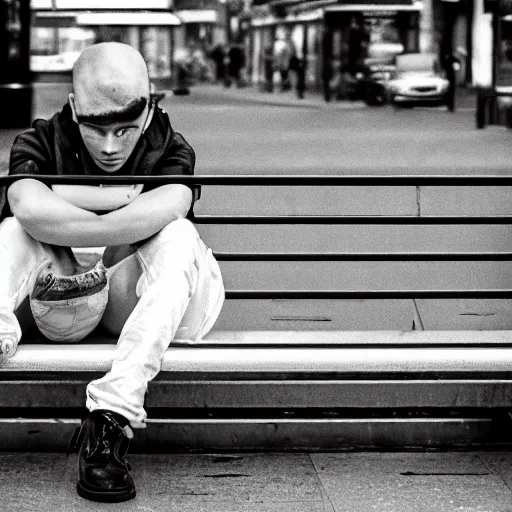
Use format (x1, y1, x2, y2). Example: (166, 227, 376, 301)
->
(142, 218, 200, 255)
(158, 218, 198, 242)
(136, 218, 202, 279)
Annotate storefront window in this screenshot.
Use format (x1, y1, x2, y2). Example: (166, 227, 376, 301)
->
(31, 26, 94, 72)
(31, 18, 173, 79)
(499, 17, 512, 85)
(141, 27, 171, 78)
(31, 27, 57, 55)
(364, 16, 404, 59)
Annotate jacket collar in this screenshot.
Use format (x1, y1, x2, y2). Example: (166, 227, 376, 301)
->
(53, 103, 172, 175)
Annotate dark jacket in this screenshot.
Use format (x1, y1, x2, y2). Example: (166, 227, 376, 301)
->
(1, 103, 197, 219)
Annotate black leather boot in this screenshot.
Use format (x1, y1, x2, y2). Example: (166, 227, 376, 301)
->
(76, 410, 136, 502)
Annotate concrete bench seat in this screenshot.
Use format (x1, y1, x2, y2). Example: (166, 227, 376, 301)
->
(2, 330, 512, 451)
(5, 330, 512, 373)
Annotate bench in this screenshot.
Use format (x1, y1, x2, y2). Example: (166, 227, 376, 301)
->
(2, 173, 512, 452)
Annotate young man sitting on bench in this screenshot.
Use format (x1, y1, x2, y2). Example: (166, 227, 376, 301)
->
(0, 42, 224, 503)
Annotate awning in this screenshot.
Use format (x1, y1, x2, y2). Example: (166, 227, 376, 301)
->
(35, 11, 77, 27)
(280, 0, 422, 14)
(175, 10, 218, 24)
(325, 1, 423, 12)
(76, 11, 181, 26)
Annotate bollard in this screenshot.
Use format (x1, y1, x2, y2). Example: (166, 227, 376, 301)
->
(476, 88, 486, 129)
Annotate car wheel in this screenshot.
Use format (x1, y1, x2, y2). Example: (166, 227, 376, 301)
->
(365, 91, 377, 106)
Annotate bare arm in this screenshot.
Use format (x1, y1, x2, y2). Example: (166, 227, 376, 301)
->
(51, 184, 144, 211)
(7, 178, 192, 247)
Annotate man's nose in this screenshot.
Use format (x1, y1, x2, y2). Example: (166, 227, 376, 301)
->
(101, 133, 119, 155)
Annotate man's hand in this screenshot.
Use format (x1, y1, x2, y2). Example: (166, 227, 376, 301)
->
(0, 338, 16, 359)
(8, 178, 192, 247)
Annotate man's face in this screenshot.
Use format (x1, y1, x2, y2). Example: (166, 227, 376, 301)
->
(71, 94, 151, 173)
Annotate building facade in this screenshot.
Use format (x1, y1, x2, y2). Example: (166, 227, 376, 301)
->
(244, 0, 510, 89)
(30, 0, 180, 84)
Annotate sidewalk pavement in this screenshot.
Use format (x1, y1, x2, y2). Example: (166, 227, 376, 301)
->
(0, 82, 479, 176)
(2, 451, 512, 511)
(185, 82, 478, 112)
(188, 83, 361, 110)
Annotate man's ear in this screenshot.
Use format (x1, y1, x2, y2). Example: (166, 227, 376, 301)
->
(68, 93, 78, 123)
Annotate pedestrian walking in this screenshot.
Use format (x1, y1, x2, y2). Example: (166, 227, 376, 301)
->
(322, 29, 333, 102)
(273, 33, 294, 92)
(173, 46, 192, 95)
(209, 43, 227, 83)
(443, 51, 461, 112)
(226, 44, 246, 88)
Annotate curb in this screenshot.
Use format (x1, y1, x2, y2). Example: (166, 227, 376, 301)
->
(176, 84, 477, 112)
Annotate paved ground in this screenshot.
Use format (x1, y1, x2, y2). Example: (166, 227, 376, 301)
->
(3, 451, 512, 511)
(167, 84, 512, 175)
(0, 82, 506, 176)
(187, 81, 478, 112)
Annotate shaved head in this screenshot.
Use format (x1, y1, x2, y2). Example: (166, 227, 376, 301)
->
(70, 43, 154, 173)
(72, 42, 150, 121)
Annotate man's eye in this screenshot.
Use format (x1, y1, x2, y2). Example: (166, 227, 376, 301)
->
(116, 128, 131, 137)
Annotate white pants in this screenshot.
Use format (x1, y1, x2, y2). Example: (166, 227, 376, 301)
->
(0, 217, 225, 428)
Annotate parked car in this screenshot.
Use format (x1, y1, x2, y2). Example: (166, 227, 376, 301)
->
(386, 53, 451, 108)
(340, 57, 395, 105)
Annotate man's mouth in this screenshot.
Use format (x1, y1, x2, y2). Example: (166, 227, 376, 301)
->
(98, 159, 123, 168)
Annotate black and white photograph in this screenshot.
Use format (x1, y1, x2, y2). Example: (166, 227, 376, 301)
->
(2, 0, 512, 510)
